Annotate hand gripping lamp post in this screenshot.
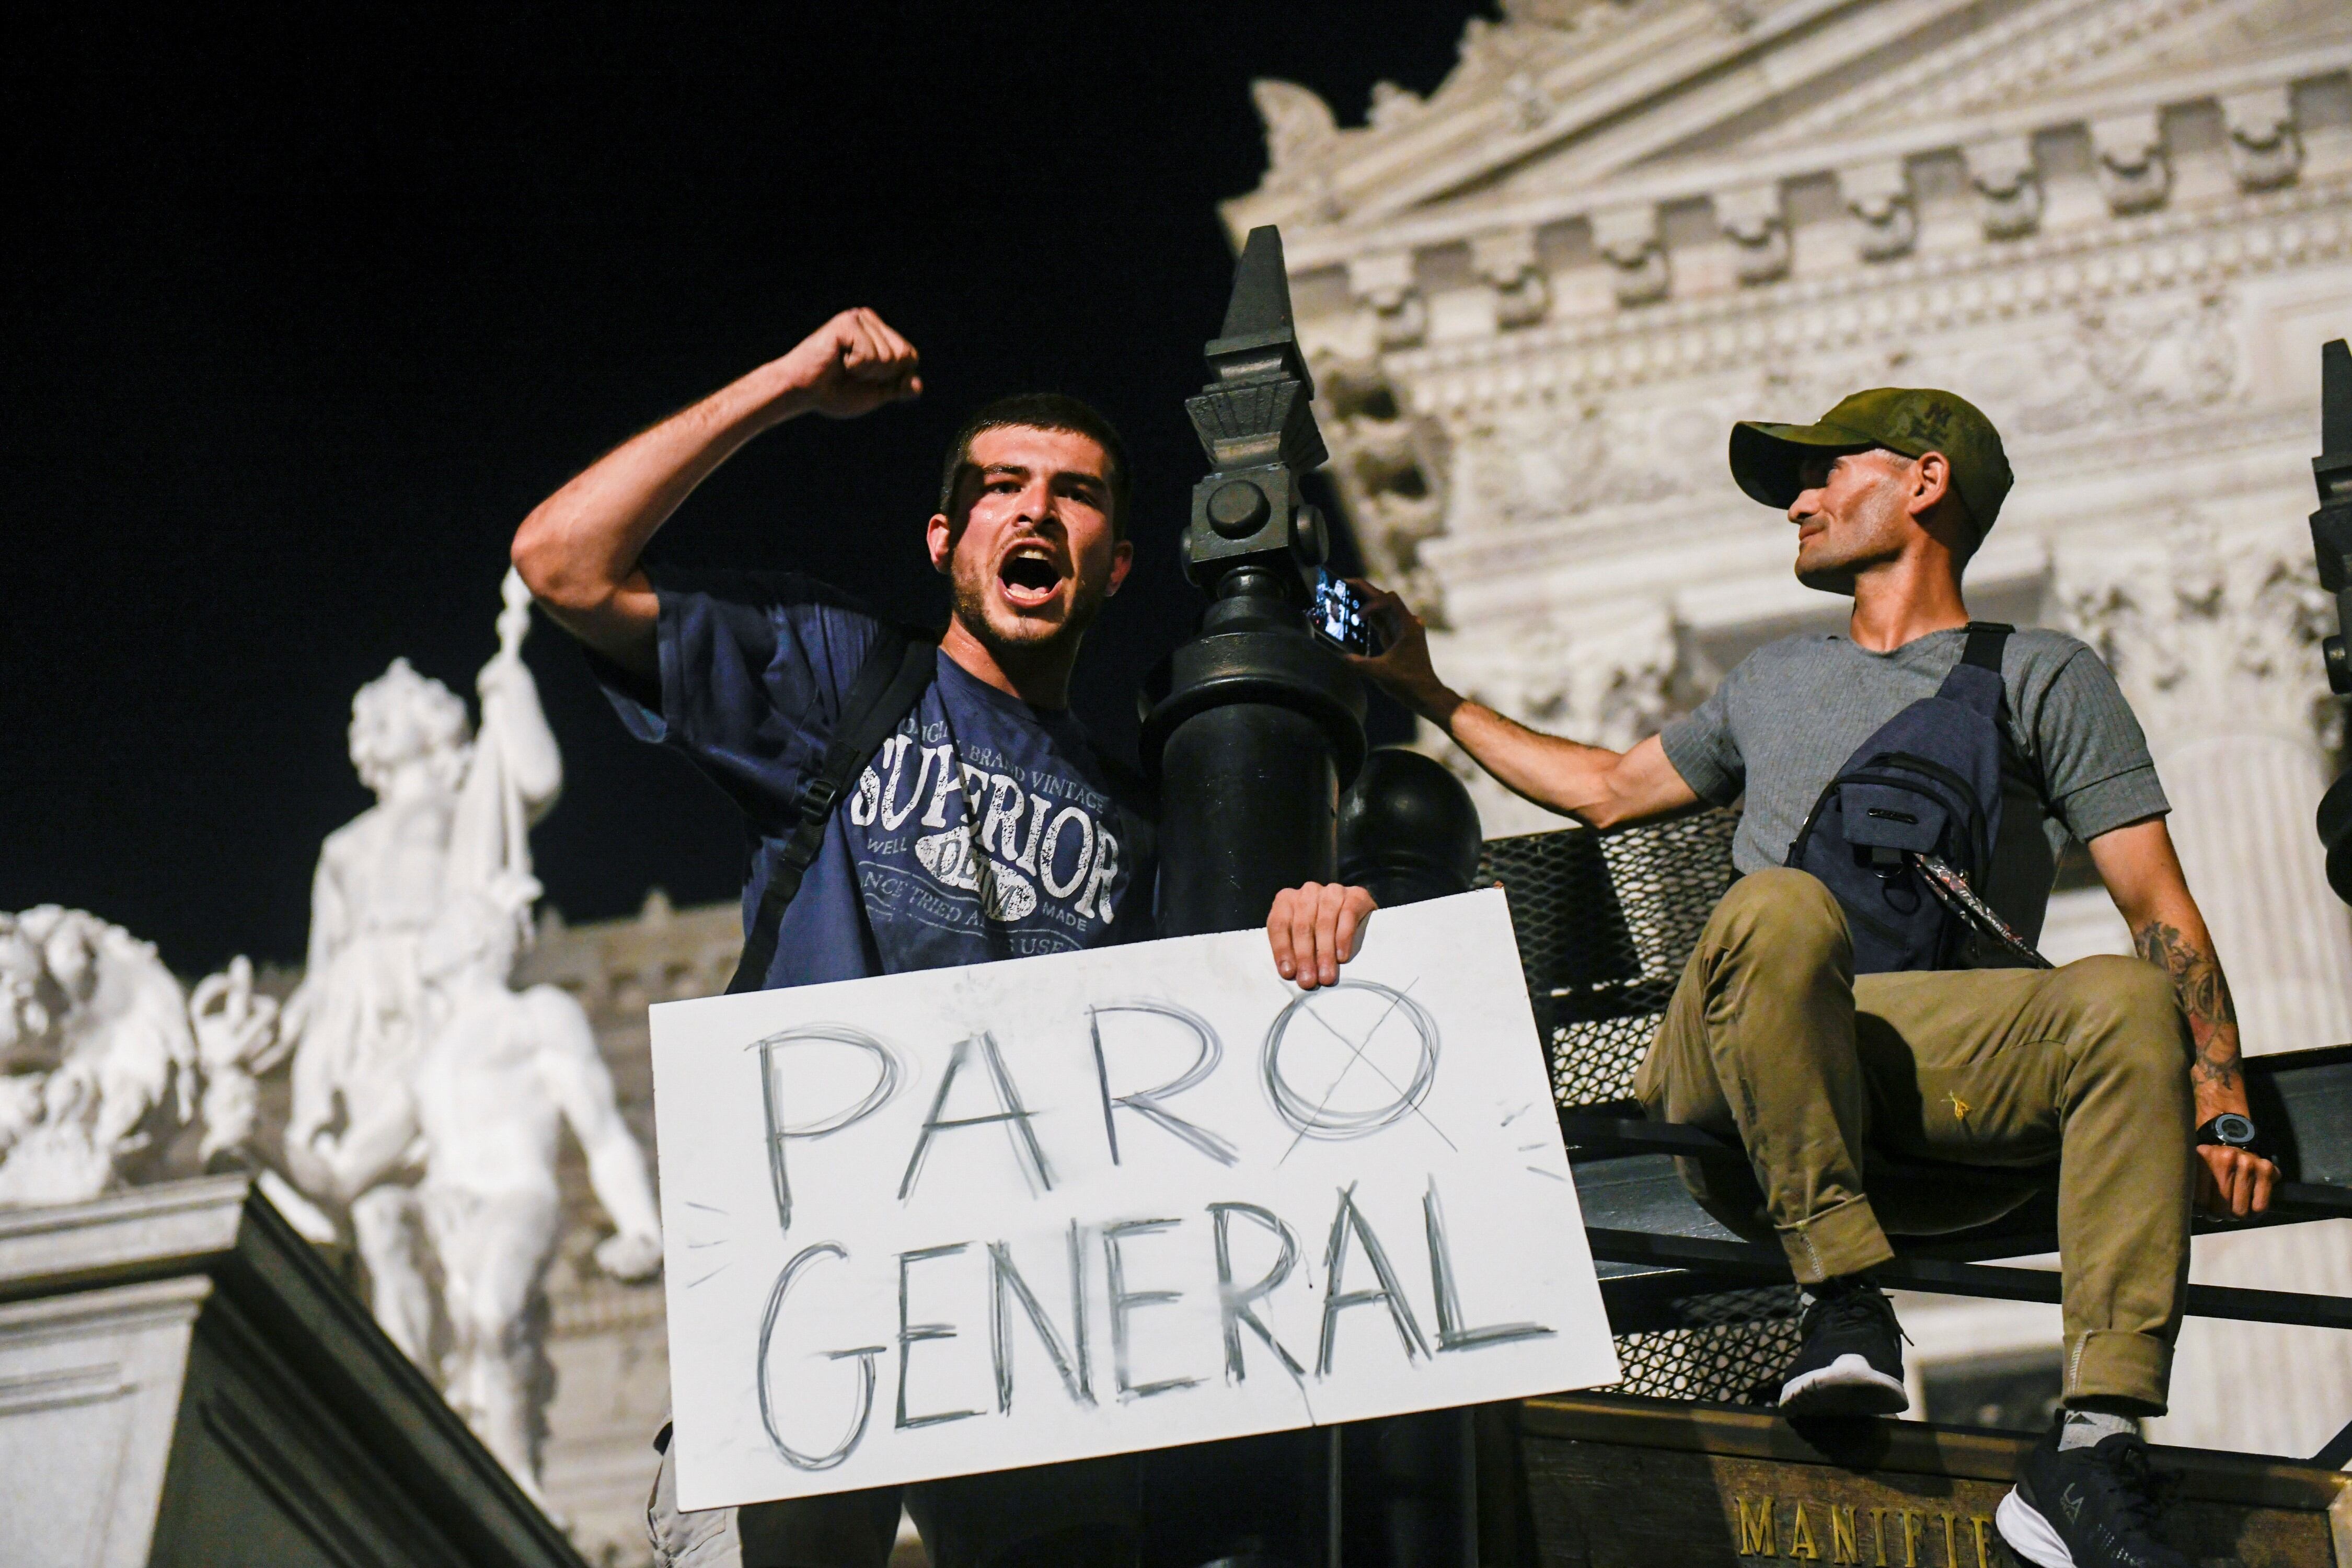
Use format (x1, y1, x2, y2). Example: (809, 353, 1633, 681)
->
(2310, 339, 2352, 902)
(1134, 227, 1366, 1568)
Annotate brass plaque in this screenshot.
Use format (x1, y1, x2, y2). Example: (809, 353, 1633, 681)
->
(1505, 1393, 2349, 1568)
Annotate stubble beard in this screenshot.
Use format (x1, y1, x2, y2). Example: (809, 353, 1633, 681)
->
(1794, 479, 1909, 594)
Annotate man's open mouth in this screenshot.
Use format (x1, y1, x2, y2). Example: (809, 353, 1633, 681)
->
(997, 546, 1066, 608)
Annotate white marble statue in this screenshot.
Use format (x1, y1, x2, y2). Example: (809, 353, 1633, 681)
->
(319, 872, 662, 1497)
(187, 955, 284, 1166)
(0, 903, 337, 1235)
(186, 954, 343, 1242)
(0, 907, 197, 1205)
(282, 571, 563, 1361)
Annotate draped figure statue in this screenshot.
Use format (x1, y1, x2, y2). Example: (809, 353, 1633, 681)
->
(282, 571, 564, 1363)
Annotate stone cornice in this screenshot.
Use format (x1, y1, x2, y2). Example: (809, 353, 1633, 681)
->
(1271, 44, 2347, 272)
(1378, 174, 2352, 414)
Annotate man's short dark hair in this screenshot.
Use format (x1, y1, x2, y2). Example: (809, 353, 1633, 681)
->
(938, 393, 1133, 539)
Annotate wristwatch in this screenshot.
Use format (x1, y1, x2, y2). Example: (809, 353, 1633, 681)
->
(2195, 1112, 2263, 1153)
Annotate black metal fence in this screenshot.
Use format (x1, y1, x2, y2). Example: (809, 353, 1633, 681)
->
(1478, 813, 1794, 1402)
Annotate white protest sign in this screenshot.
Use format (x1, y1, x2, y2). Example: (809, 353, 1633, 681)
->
(651, 887, 1618, 1510)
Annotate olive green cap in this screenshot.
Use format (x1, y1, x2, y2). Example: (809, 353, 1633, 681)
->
(1728, 386, 2014, 533)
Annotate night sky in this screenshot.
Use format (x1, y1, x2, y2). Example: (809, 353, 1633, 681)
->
(6, 4, 1475, 976)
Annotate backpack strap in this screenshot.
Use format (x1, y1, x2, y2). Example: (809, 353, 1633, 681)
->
(726, 629, 938, 995)
(1961, 620, 2013, 673)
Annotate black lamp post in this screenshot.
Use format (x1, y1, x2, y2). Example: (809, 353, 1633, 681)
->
(1143, 224, 1367, 937)
(1134, 224, 1365, 1568)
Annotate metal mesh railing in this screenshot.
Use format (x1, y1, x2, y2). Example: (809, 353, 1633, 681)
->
(1605, 1286, 1804, 1404)
(1478, 812, 1786, 1403)
(1476, 811, 1739, 1110)
(1609, 1288, 1806, 1410)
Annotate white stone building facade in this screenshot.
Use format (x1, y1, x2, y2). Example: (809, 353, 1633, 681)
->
(1223, 0, 2352, 1458)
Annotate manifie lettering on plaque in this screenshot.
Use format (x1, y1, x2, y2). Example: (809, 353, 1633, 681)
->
(650, 888, 1617, 1510)
(1733, 1496, 2001, 1567)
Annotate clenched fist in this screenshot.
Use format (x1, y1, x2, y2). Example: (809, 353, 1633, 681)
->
(776, 307, 923, 420)
(2195, 1142, 2277, 1220)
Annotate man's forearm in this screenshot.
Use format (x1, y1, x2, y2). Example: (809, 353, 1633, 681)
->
(1354, 579, 1696, 829)
(2131, 908, 2245, 1104)
(512, 307, 920, 673)
(1421, 690, 1640, 827)
(512, 362, 806, 650)
(1447, 701, 1630, 824)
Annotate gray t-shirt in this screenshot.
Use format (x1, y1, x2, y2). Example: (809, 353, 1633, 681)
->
(1658, 627, 2168, 947)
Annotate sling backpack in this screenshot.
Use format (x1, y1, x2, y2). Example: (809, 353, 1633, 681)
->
(724, 628, 939, 994)
(1783, 621, 2051, 974)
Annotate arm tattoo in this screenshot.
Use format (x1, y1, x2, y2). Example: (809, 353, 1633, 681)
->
(2134, 919, 2243, 1093)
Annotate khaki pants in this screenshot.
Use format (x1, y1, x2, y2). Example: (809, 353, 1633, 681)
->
(1632, 868, 2194, 1413)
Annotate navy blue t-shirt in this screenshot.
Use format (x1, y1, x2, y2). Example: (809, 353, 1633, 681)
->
(599, 568, 1154, 989)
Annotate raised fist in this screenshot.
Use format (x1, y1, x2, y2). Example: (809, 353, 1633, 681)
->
(777, 307, 923, 420)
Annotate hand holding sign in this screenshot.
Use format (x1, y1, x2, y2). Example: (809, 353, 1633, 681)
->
(652, 887, 1616, 1510)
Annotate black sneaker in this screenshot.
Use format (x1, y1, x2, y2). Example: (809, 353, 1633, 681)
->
(1997, 1425, 2186, 1568)
(1777, 1278, 1909, 1415)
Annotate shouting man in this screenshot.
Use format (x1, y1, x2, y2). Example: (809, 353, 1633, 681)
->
(1348, 388, 2276, 1568)
(512, 307, 1371, 1568)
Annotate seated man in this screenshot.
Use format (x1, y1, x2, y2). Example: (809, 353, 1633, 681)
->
(512, 307, 1371, 1568)
(1347, 387, 2278, 1568)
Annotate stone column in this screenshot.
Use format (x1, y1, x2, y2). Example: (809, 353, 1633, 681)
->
(2058, 511, 2352, 1457)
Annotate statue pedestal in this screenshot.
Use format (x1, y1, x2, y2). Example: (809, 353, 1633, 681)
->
(1504, 1392, 2351, 1567)
(0, 1176, 585, 1568)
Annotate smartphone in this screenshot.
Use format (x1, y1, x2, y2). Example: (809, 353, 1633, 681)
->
(1310, 568, 1380, 656)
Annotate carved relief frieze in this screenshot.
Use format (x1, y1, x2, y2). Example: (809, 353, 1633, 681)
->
(2091, 111, 2172, 216)
(1938, 289, 2238, 439)
(1443, 396, 1726, 527)
(2056, 511, 2340, 751)
(1965, 136, 2044, 240)
(2224, 87, 2304, 193)
(1259, 9, 2350, 681)
(1343, 281, 2268, 614)
(1841, 159, 1918, 262)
